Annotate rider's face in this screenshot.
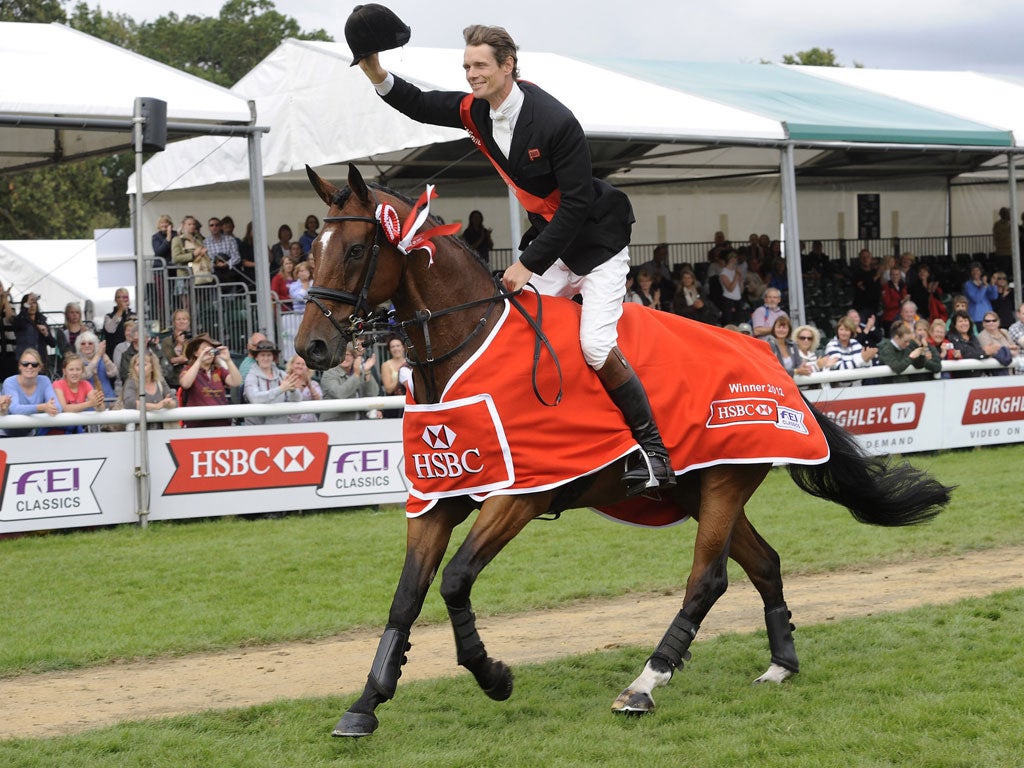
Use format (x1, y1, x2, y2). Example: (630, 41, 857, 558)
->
(463, 45, 513, 106)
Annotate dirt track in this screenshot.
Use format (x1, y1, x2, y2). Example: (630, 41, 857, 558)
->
(2, 545, 1023, 740)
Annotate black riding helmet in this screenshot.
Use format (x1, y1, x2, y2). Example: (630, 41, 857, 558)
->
(345, 4, 411, 66)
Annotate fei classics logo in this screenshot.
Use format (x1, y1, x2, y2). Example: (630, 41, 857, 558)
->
(163, 433, 328, 495)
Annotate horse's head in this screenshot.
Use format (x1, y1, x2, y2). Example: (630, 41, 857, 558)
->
(296, 164, 408, 370)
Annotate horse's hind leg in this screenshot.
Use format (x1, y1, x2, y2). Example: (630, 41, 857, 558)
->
(438, 494, 550, 701)
(333, 501, 470, 738)
(728, 512, 799, 684)
(613, 464, 769, 715)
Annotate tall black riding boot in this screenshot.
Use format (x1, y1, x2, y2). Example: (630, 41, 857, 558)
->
(597, 348, 676, 496)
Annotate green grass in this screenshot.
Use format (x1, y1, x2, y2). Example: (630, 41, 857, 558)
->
(0, 444, 1019, 677)
(2, 590, 1021, 767)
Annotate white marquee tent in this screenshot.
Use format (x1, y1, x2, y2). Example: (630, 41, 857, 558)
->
(133, 40, 1024, 320)
(0, 21, 278, 338)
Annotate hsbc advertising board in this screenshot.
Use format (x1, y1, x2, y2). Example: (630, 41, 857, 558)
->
(147, 421, 407, 519)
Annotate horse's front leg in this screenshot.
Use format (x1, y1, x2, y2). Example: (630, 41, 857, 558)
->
(613, 464, 769, 715)
(439, 493, 550, 701)
(333, 501, 471, 738)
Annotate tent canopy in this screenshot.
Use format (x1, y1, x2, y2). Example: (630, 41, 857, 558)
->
(134, 41, 1024, 201)
(0, 22, 255, 175)
(0, 240, 122, 324)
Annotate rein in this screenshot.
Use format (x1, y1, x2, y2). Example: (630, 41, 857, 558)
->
(307, 192, 563, 406)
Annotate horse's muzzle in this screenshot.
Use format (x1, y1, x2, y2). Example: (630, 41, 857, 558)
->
(301, 337, 336, 371)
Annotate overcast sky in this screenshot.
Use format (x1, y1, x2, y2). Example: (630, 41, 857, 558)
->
(94, 0, 1024, 81)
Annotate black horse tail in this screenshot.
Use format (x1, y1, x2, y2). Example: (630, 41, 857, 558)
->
(788, 397, 954, 526)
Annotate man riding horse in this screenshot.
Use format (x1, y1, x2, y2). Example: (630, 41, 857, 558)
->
(349, 8, 674, 496)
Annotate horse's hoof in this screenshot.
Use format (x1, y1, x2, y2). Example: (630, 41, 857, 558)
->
(332, 710, 379, 738)
(481, 661, 514, 701)
(611, 688, 655, 716)
(753, 663, 796, 685)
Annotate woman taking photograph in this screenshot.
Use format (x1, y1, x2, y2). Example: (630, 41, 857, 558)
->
(178, 334, 242, 428)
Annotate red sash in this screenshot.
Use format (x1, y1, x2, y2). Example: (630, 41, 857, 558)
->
(460, 94, 560, 222)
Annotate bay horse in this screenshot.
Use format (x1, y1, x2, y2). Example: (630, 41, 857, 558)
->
(295, 164, 952, 738)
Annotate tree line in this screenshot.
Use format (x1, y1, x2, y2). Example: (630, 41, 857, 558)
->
(0, 0, 331, 239)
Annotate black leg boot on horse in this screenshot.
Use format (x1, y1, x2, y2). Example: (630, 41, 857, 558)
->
(596, 346, 676, 496)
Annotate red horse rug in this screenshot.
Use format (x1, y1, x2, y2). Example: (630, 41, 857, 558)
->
(402, 292, 829, 526)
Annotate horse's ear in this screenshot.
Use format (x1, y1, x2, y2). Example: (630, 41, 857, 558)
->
(306, 164, 339, 206)
(347, 163, 371, 205)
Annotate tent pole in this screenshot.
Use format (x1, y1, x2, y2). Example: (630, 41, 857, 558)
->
(780, 143, 805, 326)
(131, 98, 151, 529)
(1008, 153, 1021, 309)
(247, 101, 273, 343)
(945, 177, 953, 258)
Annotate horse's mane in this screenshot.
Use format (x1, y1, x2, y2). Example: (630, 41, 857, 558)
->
(331, 182, 492, 271)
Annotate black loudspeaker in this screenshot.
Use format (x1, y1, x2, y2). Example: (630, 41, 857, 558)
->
(139, 97, 167, 152)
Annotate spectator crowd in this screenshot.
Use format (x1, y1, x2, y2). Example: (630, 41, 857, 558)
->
(4, 213, 1021, 433)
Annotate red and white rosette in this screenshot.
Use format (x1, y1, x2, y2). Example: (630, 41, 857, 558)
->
(375, 203, 402, 246)
(376, 184, 461, 266)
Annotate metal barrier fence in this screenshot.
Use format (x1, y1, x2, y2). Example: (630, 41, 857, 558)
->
(489, 234, 997, 274)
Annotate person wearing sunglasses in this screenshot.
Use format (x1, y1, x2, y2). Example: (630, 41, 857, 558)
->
(976, 312, 1018, 374)
(2, 347, 62, 436)
(793, 325, 838, 374)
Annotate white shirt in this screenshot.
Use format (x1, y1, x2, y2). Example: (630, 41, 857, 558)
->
(488, 83, 524, 159)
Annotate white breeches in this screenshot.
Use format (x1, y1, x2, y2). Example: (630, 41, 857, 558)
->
(527, 247, 629, 369)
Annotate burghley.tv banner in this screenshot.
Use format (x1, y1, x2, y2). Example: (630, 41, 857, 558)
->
(803, 377, 1024, 452)
(3, 376, 1024, 533)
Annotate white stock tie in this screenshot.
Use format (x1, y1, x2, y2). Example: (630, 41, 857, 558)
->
(492, 113, 512, 159)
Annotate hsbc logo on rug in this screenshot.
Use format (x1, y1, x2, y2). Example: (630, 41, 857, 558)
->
(708, 398, 779, 427)
(410, 423, 483, 479)
(707, 398, 808, 434)
(422, 425, 456, 450)
(163, 433, 329, 495)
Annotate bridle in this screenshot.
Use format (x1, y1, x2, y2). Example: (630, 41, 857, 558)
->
(304, 210, 383, 340)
